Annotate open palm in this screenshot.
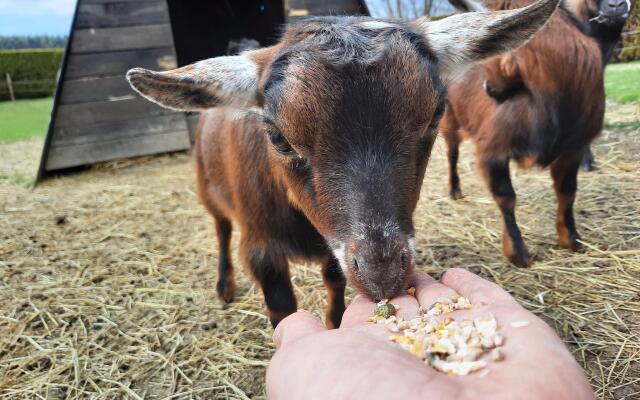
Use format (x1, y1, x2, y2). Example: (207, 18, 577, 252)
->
(266, 269, 594, 400)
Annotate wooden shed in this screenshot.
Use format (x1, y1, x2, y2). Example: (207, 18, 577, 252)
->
(37, 0, 368, 181)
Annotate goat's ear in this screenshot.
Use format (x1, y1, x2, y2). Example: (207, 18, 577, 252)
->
(126, 52, 262, 111)
(413, 0, 559, 79)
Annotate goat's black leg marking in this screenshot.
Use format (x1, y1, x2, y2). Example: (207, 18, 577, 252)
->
(246, 249, 297, 328)
(445, 131, 463, 200)
(551, 154, 582, 251)
(321, 256, 346, 329)
(481, 157, 530, 267)
(215, 217, 236, 303)
(581, 147, 596, 172)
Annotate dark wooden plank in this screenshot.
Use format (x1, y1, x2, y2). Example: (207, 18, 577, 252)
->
(46, 130, 191, 170)
(52, 114, 188, 144)
(65, 48, 176, 79)
(71, 24, 174, 53)
(37, 0, 81, 181)
(60, 75, 136, 104)
(55, 98, 174, 128)
(288, 0, 364, 15)
(76, 1, 169, 29)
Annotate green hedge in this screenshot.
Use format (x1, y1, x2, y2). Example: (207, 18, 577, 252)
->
(0, 48, 64, 100)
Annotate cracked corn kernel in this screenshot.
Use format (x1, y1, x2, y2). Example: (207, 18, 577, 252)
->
(374, 299, 512, 375)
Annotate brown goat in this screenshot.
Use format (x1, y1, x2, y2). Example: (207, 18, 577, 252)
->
(570, 0, 633, 170)
(127, 0, 558, 327)
(441, 0, 605, 267)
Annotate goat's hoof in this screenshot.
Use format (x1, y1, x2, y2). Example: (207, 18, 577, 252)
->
(509, 254, 531, 268)
(505, 246, 531, 267)
(559, 235, 583, 252)
(216, 280, 236, 304)
(450, 188, 463, 200)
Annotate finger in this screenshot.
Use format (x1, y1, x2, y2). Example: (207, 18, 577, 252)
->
(411, 271, 459, 309)
(389, 294, 420, 320)
(273, 310, 327, 349)
(341, 294, 377, 328)
(441, 268, 516, 305)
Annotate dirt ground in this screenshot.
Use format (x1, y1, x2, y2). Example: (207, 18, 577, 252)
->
(1, 102, 639, 399)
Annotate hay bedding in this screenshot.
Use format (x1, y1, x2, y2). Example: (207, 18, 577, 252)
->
(0, 103, 639, 399)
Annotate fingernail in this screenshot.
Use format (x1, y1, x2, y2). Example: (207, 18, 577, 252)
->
(437, 270, 448, 282)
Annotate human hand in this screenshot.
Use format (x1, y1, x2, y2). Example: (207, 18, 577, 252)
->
(266, 268, 594, 400)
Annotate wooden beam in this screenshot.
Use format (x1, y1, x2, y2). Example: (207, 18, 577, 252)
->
(46, 130, 191, 170)
(51, 114, 188, 146)
(54, 97, 174, 128)
(65, 48, 176, 79)
(71, 24, 174, 53)
(76, 1, 169, 29)
(60, 75, 136, 104)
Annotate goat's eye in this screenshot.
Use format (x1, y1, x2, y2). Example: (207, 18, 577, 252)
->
(267, 129, 296, 156)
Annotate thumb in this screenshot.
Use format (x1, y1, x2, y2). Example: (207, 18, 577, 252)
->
(273, 310, 327, 349)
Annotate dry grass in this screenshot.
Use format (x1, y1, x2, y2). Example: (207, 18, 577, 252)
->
(1, 102, 639, 399)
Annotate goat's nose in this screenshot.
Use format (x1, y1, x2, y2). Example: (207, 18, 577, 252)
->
(346, 239, 413, 299)
(614, 0, 629, 9)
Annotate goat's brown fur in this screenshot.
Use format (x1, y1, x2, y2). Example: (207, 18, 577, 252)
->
(127, 0, 560, 326)
(442, 0, 604, 266)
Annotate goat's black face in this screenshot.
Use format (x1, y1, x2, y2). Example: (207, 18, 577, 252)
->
(261, 19, 445, 300)
(593, 0, 631, 25)
(126, 0, 561, 300)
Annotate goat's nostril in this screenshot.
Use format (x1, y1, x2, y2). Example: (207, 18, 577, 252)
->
(400, 252, 409, 265)
(352, 257, 359, 271)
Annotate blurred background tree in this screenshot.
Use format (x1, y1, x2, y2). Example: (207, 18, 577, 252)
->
(617, 0, 639, 62)
(0, 35, 67, 50)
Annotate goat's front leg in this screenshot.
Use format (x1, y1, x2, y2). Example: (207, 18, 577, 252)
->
(243, 243, 297, 328)
(551, 153, 583, 251)
(441, 113, 463, 200)
(581, 146, 597, 172)
(321, 256, 346, 329)
(480, 156, 531, 267)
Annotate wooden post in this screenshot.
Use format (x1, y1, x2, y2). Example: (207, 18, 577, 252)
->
(5, 73, 15, 101)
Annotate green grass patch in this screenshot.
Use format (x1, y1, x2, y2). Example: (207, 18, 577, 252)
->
(0, 97, 52, 143)
(0, 172, 33, 187)
(605, 61, 640, 103)
(603, 119, 640, 131)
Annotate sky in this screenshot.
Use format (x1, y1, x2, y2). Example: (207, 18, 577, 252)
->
(0, 0, 75, 36)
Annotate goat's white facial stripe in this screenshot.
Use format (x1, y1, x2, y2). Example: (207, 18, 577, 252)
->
(331, 243, 348, 272)
(408, 237, 416, 256)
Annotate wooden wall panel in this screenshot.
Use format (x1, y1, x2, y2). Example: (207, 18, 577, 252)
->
(52, 114, 188, 146)
(59, 75, 136, 104)
(286, 0, 366, 16)
(39, 0, 190, 176)
(71, 24, 174, 53)
(46, 130, 190, 170)
(65, 48, 176, 79)
(54, 98, 174, 128)
(76, 1, 169, 29)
